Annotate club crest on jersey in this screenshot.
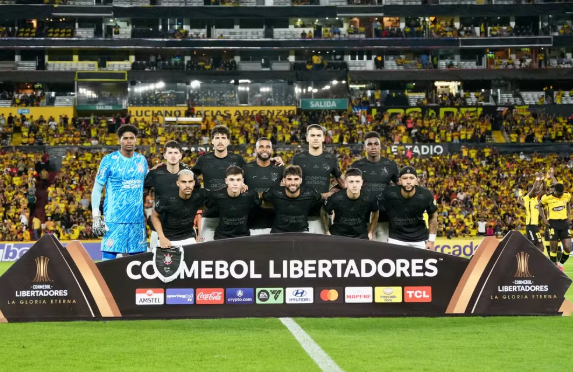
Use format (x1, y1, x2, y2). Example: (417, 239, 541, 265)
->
(153, 246, 185, 283)
(137, 163, 145, 173)
(271, 172, 279, 182)
(323, 163, 330, 171)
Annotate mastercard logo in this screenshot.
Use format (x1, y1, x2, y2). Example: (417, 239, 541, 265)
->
(320, 289, 339, 302)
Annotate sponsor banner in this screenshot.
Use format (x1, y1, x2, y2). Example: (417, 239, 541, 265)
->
(129, 106, 297, 123)
(434, 238, 490, 258)
(285, 288, 314, 304)
(0, 237, 497, 263)
(404, 286, 432, 303)
(136, 289, 164, 305)
(0, 242, 102, 262)
(375, 287, 402, 303)
(300, 99, 348, 110)
(345, 287, 373, 303)
(256, 288, 284, 304)
(0, 107, 75, 121)
(166, 288, 194, 305)
(196, 288, 224, 305)
(226, 288, 254, 304)
(0, 232, 570, 321)
(316, 288, 343, 303)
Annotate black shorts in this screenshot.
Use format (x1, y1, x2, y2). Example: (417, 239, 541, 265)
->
(525, 225, 542, 244)
(548, 220, 570, 241)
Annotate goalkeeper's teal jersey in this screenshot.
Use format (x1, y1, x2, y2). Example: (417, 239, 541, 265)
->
(95, 151, 148, 223)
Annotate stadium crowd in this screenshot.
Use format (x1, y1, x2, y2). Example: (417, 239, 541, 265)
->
(2, 108, 573, 242)
(1, 109, 500, 147)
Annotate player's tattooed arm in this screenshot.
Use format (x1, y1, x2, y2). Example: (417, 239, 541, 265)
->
(368, 211, 379, 241)
(426, 211, 438, 251)
(321, 207, 331, 235)
(151, 209, 171, 249)
(270, 156, 285, 166)
(259, 191, 274, 209)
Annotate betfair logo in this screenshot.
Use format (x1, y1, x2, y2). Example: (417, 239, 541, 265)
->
(514, 252, 533, 278)
(33, 256, 52, 283)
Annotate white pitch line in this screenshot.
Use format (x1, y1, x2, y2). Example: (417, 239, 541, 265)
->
(280, 318, 345, 372)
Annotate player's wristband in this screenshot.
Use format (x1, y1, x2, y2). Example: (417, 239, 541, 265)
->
(428, 234, 436, 242)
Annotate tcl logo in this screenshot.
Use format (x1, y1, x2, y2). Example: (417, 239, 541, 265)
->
(196, 288, 224, 304)
(404, 286, 432, 302)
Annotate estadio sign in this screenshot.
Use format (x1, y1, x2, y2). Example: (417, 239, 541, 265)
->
(0, 232, 570, 322)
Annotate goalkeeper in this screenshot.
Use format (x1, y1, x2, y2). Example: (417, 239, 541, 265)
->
(91, 125, 149, 260)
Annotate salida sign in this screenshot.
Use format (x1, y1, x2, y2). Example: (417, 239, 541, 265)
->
(0, 232, 570, 322)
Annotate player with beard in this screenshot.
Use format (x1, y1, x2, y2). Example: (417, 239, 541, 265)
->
(262, 165, 323, 233)
(151, 169, 209, 248)
(91, 124, 148, 260)
(323, 168, 379, 240)
(192, 125, 246, 242)
(351, 131, 399, 243)
(291, 124, 345, 234)
(378, 166, 438, 249)
(192, 126, 283, 242)
(244, 138, 284, 235)
(206, 166, 262, 240)
(145, 141, 200, 248)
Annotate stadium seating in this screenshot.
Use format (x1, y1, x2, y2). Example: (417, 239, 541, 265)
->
(520, 91, 546, 105)
(46, 62, 97, 71)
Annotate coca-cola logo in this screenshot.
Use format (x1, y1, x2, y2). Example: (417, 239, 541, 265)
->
(196, 288, 225, 304)
(197, 291, 222, 300)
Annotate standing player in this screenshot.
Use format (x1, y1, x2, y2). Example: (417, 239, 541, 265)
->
(378, 166, 438, 249)
(145, 141, 196, 249)
(262, 165, 323, 233)
(323, 168, 379, 240)
(518, 173, 544, 251)
(151, 169, 209, 248)
(351, 131, 400, 242)
(206, 166, 261, 240)
(291, 124, 345, 234)
(244, 138, 284, 235)
(192, 126, 247, 242)
(91, 124, 148, 260)
(192, 126, 284, 241)
(539, 183, 571, 271)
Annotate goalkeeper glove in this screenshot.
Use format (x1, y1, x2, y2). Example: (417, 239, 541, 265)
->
(92, 211, 108, 237)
